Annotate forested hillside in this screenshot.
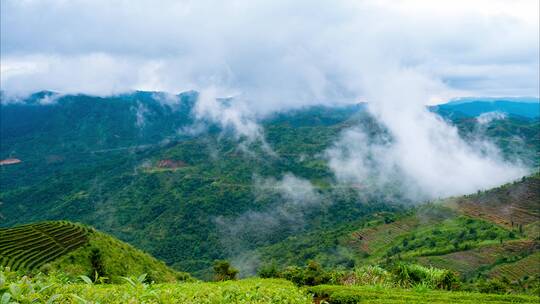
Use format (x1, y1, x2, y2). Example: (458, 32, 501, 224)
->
(1, 92, 538, 278)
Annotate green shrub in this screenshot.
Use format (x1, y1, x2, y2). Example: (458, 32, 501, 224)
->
(281, 261, 331, 286)
(213, 260, 238, 281)
(0, 267, 313, 304)
(257, 262, 280, 278)
(390, 263, 460, 290)
(351, 265, 394, 287)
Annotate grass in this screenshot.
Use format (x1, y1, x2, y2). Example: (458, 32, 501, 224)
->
(351, 207, 516, 263)
(488, 252, 540, 281)
(0, 271, 312, 304)
(351, 216, 420, 255)
(417, 240, 537, 279)
(1, 221, 191, 283)
(0, 221, 89, 271)
(446, 173, 540, 229)
(308, 285, 539, 304)
(2, 268, 539, 304)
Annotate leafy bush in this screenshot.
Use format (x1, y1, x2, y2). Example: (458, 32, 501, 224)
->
(265, 261, 332, 286)
(0, 267, 312, 303)
(257, 262, 280, 278)
(346, 265, 394, 287)
(213, 260, 239, 281)
(390, 263, 460, 290)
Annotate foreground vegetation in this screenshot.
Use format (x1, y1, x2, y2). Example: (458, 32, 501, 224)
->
(308, 285, 539, 304)
(2, 267, 539, 304)
(1, 268, 311, 304)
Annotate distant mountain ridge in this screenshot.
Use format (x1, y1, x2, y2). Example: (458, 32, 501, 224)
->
(432, 98, 540, 119)
(447, 97, 540, 104)
(2, 91, 538, 118)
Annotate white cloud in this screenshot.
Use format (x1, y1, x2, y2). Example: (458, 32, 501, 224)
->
(1, 0, 538, 104)
(326, 71, 529, 200)
(215, 173, 322, 274)
(477, 111, 508, 125)
(1, 0, 536, 198)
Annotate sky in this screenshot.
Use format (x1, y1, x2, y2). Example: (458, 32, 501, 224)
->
(1, 0, 539, 110)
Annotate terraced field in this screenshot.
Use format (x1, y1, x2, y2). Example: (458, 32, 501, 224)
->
(447, 174, 540, 229)
(417, 240, 538, 278)
(350, 206, 457, 256)
(351, 217, 420, 254)
(0, 221, 90, 271)
(488, 252, 540, 281)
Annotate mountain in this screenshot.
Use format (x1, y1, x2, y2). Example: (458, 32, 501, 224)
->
(0, 221, 191, 283)
(432, 98, 540, 119)
(250, 173, 539, 290)
(1, 92, 539, 279)
(352, 173, 540, 281)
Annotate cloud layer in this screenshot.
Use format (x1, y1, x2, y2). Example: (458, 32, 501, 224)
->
(1, 0, 538, 106)
(1, 0, 536, 199)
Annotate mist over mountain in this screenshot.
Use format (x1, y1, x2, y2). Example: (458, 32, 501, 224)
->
(1, 92, 537, 277)
(1, 1, 540, 301)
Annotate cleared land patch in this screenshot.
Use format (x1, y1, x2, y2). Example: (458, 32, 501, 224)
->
(488, 252, 540, 281)
(417, 240, 538, 278)
(447, 175, 540, 229)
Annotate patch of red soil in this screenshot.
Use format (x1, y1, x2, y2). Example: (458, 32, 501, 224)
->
(0, 158, 21, 166)
(156, 159, 187, 169)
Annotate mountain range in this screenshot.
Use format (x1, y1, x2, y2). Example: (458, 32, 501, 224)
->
(1, 92, 538, 279)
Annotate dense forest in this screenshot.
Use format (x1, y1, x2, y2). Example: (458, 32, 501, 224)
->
(1, 92, 538, 280)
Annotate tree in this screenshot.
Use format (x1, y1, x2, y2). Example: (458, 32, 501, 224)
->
(213, 260, 238, 281)
(89, 247, 107, 282)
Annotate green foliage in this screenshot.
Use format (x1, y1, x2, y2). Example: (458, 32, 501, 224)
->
(389, 263, 460, 290)
(213, 260, 239, 281)
(0, 221, 90, 272)
(0, 221, 191, 283)
(284, 262, 461, 291)
(46, 225, 192, 283)
(380, 216, 515, 259)
(343, 265, 394, 287)
(0, 268, 312, 304)
(1, 95, 538, 279)
(257, 262, 280, 279)
(281, 261, 331, 286)
(467, 276, 540, 295)
(308, 284, 539, 304)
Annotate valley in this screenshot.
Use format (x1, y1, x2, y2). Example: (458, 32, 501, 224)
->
(0, 93, 539, 302)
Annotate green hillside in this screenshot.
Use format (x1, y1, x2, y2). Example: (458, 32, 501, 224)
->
(0, 221, 89, 271)
(1, 93, 539, 279)
(251, 174, 539, 287)
(346, 174, 540, 282)
(0, 221, 190, 283)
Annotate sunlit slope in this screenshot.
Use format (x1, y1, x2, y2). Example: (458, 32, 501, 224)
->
(0, 221, 89, 271)
(0, 221, 190, 282)
(348, 173, 540, 280)
(446, 173, 540, 236)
